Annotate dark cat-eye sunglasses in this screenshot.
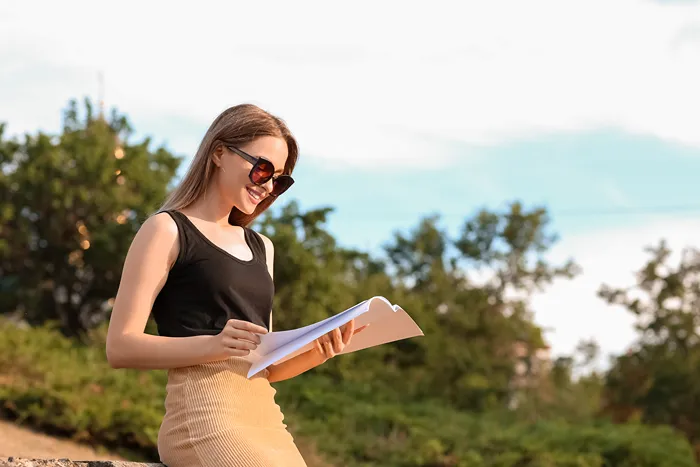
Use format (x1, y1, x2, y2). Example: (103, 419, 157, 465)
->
(226, 145, 294, 197)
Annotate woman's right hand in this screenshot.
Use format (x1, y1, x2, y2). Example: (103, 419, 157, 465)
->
(209, 319, 269, 360)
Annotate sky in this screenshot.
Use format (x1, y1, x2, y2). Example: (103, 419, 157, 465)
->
(1, 0, 700, 367)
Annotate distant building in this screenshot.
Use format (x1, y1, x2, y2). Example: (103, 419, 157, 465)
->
(508, 340, 552, 409)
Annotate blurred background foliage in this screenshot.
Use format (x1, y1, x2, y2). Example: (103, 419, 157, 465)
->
(1, 99, 699, 466)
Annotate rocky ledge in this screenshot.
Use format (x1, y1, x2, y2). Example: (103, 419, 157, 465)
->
(0, 459, 163, 467)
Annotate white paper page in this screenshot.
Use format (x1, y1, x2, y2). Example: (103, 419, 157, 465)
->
(247, 300, 373, 377)
(247, 297, 423, 378)
(268, 301, 422, 364)
(252, 300, 370, 358)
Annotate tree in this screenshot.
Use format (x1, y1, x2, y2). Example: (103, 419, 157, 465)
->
(512, 338, 604, 424)
(379, 202, 579, 410)
(256, 201, 577, 410)
(0, 98, 181, 337)
(455, 201, 579, 296)
(599, 240, 700, 457)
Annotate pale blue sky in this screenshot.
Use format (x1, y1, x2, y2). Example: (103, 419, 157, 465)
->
(132, 114, 700, 254)
(1, 0, 699, 365)
(290, 128, 700, 249)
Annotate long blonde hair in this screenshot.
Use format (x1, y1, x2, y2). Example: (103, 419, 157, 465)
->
(159, 104, 299, 226)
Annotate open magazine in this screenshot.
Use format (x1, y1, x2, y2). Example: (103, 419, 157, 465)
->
(247, 296, 423, 378)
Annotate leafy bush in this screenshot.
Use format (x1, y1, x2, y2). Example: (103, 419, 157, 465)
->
(0, 319, 696, 466)
(278, 375, 696, 467)
(0, 319, 166, 459)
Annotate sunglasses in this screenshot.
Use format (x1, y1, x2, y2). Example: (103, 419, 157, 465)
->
(226, 145, 294, 197)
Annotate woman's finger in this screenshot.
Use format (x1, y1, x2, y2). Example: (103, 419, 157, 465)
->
(226, 319, 268, 335)
(332, 327, 343, 353)
(354, 324, 369, 335)
(223, 337, 256, 350)
(323, 340, 334, 359)
(341, 319, 355, 344)
(225, 327, 261, 345)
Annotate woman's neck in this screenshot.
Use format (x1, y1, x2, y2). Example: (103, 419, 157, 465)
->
(185, 192, 234, 226)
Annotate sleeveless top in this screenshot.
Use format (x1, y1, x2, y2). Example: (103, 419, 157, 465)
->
(151, 210, 274, 337)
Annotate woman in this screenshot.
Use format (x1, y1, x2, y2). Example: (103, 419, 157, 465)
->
(106, 104, 361, 466)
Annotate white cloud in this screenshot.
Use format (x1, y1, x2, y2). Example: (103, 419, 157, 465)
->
(0, 0, 699, 167)
(531, 216, 700, 367)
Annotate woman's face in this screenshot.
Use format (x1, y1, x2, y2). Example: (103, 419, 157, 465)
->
(214, 136, 289, 215)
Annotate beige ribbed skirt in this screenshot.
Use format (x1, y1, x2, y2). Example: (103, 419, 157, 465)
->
(157, 357, 307, 467)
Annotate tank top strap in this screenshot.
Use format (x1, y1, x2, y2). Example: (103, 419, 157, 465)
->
(156, 210, 202, 266)
(243, 227, 268, 264)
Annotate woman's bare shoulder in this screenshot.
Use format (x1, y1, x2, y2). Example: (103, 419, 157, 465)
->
(256, 231, 274, 251)
(127, 211, 180, 266)
(141, 211, 179, 238)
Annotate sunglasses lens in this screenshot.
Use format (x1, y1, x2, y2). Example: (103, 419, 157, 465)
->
(271, 175, 294, 196)
(250, 159, 274, 184)
(247, 156, 294, 197)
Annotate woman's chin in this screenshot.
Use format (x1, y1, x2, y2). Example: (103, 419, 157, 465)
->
(238, 190, 265, 215)
(238, 205, 256, 215)
(237, 199, 258, 215)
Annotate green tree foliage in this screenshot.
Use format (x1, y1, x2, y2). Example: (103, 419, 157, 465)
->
(256, 201, 579, 411)
(4, 98, 699, 465)
(455, 203, 579, 295)
(1, 319, 695, 467)
(599, 240, 700, 456)
(514, 339, 605, 424)
(0, 99, 181, 337)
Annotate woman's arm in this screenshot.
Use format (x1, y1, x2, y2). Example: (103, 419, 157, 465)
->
(266, 348, 328, 383)
(106, 213, 266, 370)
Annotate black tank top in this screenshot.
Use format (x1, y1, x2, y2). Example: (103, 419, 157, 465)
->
(151, 210, 274, 337)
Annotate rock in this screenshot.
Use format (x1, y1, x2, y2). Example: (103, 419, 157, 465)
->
(0, 458, 164, 467)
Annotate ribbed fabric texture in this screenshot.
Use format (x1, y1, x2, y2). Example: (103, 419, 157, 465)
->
(158, 357, 307, 467)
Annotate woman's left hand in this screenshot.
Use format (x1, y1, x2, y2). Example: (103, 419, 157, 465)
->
(313, 319, 368, 361)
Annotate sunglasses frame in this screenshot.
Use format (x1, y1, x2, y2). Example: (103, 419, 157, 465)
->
(226, 145, 294, 197)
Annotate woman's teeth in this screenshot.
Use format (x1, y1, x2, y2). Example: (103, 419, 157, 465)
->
(247, 187, 264, 202)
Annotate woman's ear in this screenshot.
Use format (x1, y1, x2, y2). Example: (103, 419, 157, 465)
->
(212, 144, 225, 168)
